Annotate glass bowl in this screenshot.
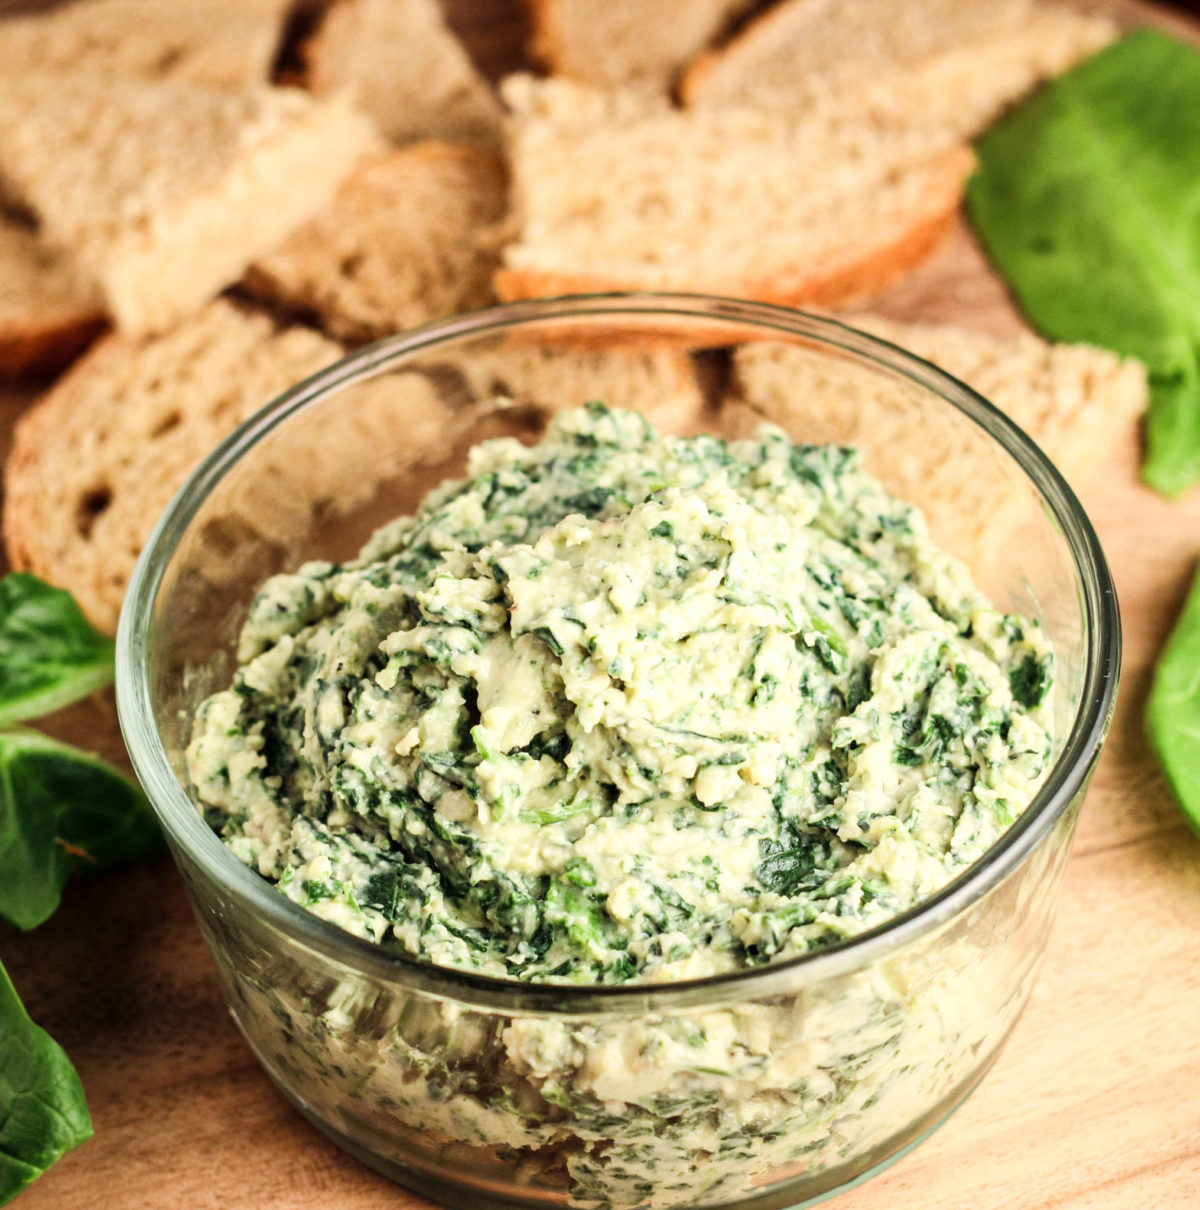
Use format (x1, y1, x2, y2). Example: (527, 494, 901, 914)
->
(116, 295, 1120, 1210)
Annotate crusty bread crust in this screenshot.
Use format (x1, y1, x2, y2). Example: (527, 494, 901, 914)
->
(0, 309, 106, 379)
(678, 44, 723, 105)
(521, 0, 564, 74)
(678, 2, 795, 106)
(0, 213, 107, 376)
(495, 146, 970, 312)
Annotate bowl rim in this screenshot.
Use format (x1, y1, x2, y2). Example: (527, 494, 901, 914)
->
(116, 293, 1121, 1014)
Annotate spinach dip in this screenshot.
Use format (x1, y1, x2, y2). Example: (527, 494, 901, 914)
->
(187, 404, 1054, 986)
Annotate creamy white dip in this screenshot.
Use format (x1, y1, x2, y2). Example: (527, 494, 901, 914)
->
(189, 404, 1052, 984)
(187, 404, 1055, 1207)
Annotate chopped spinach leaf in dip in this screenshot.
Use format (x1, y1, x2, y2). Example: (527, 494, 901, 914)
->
(188, 404, 1054, 986)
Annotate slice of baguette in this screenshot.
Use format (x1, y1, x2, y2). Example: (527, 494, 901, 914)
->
(3, 302, 348, 634)
(243, 144, 509, 344)
(728, 316, 1147, 550)
(0, 212, 105, 378)
(682, 0, 1116, 139)
(303, 0, 504, 149)
(524, 0, 757, 94)
(0, 73, 379, 336)
(0, 0, 293, 92)
(495, 75, 973, 308)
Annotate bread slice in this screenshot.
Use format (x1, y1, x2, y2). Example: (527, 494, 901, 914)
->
(0, 0, 292, 92)
(0, 212, 105, 378)
(728, 315, 1147, 550)
(682, 0, 1116, 139)
(0, 73, 379, 336)
(495, 75, 973, 308)
(303, 0, 504, 149)
(3, 302, 350, 633)
(449, 342, 707, 434)
(524, 0, 757, 94)
(243, 144, 509, 344)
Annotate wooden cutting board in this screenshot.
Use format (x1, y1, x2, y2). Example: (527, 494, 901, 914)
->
(3, 3, 1200, 1208)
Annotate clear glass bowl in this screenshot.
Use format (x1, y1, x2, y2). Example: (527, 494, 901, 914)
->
(116, 295, 1120, 1210)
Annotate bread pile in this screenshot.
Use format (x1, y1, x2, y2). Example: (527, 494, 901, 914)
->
(2, 0, 1147, 633)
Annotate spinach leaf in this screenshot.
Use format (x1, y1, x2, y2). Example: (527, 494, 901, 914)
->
(0, 574, 114, 729)
(1010, 652, 1053, 710)
(1147, 566, 1200, 836)
(0, 730, 164, 931)
(0, 958, 92, 1205)
(965, 30, 1200, 495)
(757, 822, 818, 896)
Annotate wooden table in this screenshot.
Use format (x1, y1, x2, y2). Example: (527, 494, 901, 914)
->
(4, 3, 1200, 1208)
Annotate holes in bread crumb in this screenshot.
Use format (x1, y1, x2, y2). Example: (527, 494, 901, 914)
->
(149, 410, 182, 438)
(155, 48, 184, 73)
(76, 485, 112, 539)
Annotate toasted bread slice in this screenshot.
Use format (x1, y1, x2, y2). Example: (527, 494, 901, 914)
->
(303, 0, 504, 149)
(0, 73, 378, 336)
(0, 213, 105, 378)
(495, 75, 972, 308)
(244, 143, 509, 344)
(524, 0, 757, 93)
(682, 0, 1116, 139)
(0, 0, 292, 91)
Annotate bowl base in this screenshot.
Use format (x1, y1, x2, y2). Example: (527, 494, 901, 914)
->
(242, 1017, 987, 1210)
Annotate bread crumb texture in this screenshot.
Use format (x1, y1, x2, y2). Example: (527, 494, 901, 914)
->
(0, 72, 379, 335)
(3, 302, 345, 633)
(0, 0, 292, 91)
(681, 0, 1116, 139)
(304, 0, 504, 148)
(525, 0, 757, 92)
(0, 211, 105, 378)
(244, 144, 509, 343)
(731, 316, 1147, 545)
(496, 74, 972, 306)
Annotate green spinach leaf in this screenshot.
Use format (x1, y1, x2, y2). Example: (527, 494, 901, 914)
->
(1147, 565, 1200, 836)
(965, 29, 1200, 495)
(757, 822, 819, 896)
(0, 958, 92, 1205)
(0, 730, 163, 931)
(0, 575, 114, 729)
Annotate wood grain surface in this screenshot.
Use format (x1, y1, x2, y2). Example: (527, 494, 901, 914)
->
(3, 3, 1200, 1209)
